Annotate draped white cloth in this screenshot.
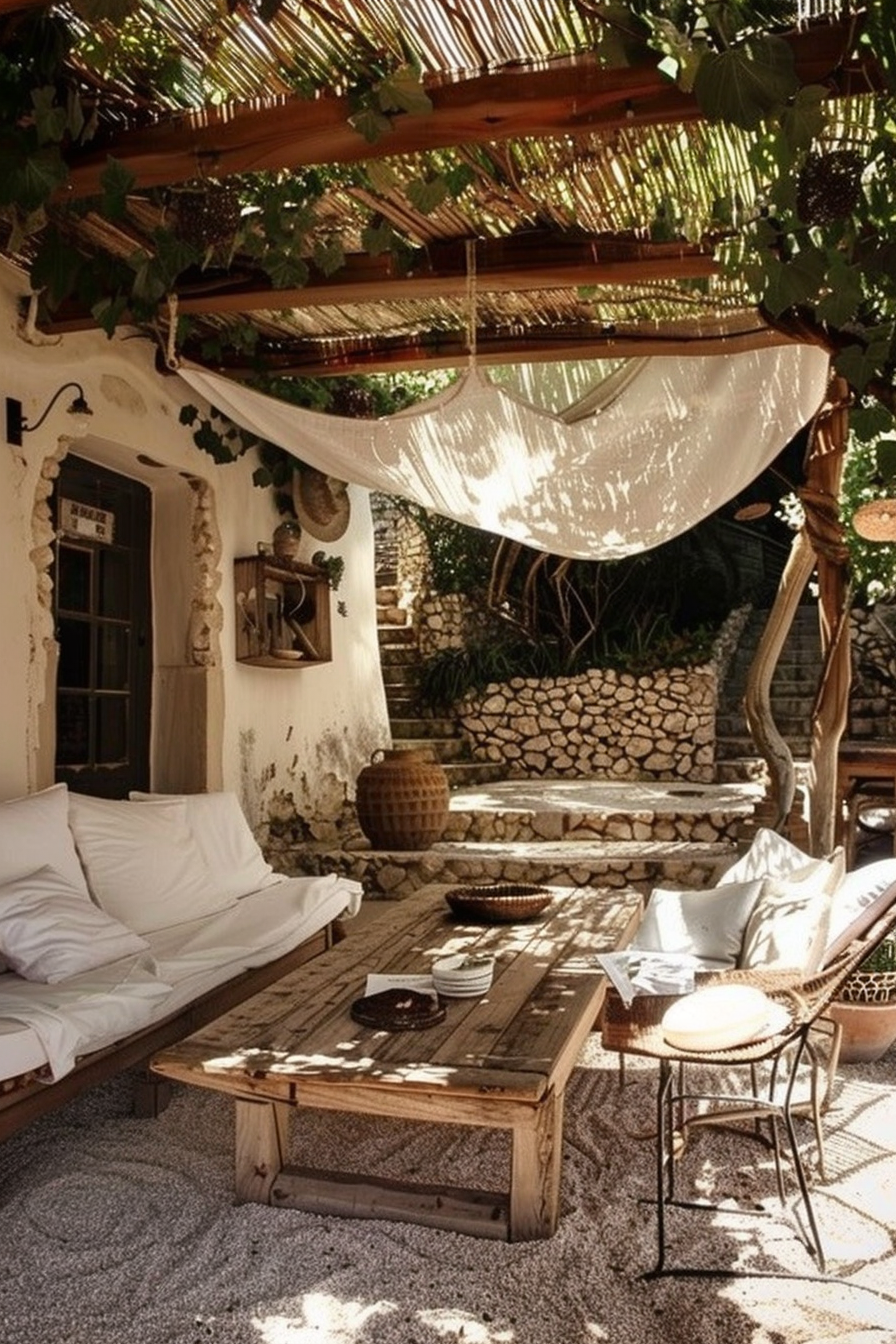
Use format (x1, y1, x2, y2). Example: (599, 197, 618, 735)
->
(178, 345, 830, 559)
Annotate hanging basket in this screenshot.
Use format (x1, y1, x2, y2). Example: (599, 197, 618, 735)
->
(355, 749, 449, 850)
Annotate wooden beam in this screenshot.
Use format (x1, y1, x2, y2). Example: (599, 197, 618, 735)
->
(179, 320, 798, 379)
(41, 234, 718, 333)
(62, 23, 865, 199)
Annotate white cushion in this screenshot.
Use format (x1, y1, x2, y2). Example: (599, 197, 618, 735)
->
(661, 984, 777, 1052)
(738, 857, 838, 973)
(826, 858, 896, 949)
(0, 865, 149, 983)
(68, 793, 232, 934)
(629, 880, 764, 969)
(717, 827, 815, 886)
(0, 783, 90, 898)
(130, 791, 278, 901)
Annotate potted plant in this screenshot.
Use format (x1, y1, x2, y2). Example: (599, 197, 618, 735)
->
(828, 934, 896, 1063)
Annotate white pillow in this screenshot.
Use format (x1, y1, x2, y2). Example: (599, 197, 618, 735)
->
(130, 791, 278, 900)
(826, 858, 896, 949)
(738, 858, 836, 973)
(0, 783, 90, 898)
(717, 827, 815, 886)
(629, 880, 764, 969)
(0, 865, 149, 983)
(67, 793, 232, 933)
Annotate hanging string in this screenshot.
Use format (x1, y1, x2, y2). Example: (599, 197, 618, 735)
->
(166, 293, 180, 369)
(464, 238, 477, 368)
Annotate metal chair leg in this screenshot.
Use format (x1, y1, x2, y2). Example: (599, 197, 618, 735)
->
(655, 1058, 674, 1274)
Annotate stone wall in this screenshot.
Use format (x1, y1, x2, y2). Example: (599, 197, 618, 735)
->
(850, 605, 896, 739)
(456, 664, 717, 781)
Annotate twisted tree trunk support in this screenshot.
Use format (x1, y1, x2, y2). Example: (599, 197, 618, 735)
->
(744, 371, 851, 854)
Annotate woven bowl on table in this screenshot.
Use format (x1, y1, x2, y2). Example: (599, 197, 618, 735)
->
(444, 883, 552, 923)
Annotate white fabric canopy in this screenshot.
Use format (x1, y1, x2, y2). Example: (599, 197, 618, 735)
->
(178, 345, 830, 559)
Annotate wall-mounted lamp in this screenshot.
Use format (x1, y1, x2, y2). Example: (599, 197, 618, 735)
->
(6, 382, 94, 446)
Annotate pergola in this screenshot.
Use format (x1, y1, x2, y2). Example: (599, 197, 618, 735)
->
(0, 0, 887, 851)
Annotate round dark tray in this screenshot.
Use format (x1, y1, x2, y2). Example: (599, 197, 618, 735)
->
(444, 882, 552, 923)
(350, 987, 446, 1031)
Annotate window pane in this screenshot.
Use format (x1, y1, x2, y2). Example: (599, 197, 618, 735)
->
(98, 548, 129, 619)
(97, 624, 129, 690)
(57, 693, 90, 765)
(96, 697, 127, 765)
(57, 545, 92, 614)
(57, 618, 91, 688)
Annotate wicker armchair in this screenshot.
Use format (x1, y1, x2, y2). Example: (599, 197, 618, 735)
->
(601, 879, 896, 1276)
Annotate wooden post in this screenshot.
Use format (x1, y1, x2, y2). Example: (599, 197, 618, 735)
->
(509, 1087, 564, 1241)
(234, 1098, 291, 1203)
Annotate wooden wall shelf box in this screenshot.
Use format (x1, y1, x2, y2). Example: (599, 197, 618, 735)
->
(234, 555, 332, 668)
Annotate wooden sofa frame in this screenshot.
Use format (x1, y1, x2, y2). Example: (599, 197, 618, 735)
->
(0, 922, 335, 1144)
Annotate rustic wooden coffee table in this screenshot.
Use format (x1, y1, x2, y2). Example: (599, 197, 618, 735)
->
(151, 881, 642, 1241)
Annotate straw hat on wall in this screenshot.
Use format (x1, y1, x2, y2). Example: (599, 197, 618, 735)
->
(291, 466, 351, 542)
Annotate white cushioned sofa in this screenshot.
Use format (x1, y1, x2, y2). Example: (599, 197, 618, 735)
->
(0, 784, 362, 1140)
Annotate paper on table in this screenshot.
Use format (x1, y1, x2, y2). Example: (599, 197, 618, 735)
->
(364, 973, 437, 1003)
(596, 952, 699, 1008)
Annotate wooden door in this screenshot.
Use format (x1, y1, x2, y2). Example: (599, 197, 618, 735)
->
(52, 455, 152, 798)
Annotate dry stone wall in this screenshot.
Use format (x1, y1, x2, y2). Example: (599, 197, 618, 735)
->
(457, 665, 717, 782)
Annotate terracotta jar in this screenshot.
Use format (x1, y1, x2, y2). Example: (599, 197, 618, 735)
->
(355, 749, 449, 850)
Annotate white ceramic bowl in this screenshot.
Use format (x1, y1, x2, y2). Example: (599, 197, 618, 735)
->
(432, 954, 495, 997)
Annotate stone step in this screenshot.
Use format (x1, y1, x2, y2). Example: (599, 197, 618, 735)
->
(380, 645, 423, 668)
(443, 778, 760, 844)
(715, 711, 810, 738)
(376, 605, 408, 627)
(391, 735, 469, 762)
(442, 760, 509, 787)
(390, 716, 461, 739)
(380, 664, 420, 689)
(375, 585, 400, 605)
(293, 838, 735, 900)
(377, 624, 416, 646)
(716, 734, 811, 759)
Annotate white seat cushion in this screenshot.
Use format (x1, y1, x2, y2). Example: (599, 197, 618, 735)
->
(661, 984, 780, 1052)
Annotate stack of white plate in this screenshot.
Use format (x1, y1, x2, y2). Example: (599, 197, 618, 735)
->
(432, 954, 495, 998)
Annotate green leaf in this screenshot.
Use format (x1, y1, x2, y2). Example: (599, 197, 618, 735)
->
(444, 162, 474, 197)
(313, 236, 345, 276)
(364, 161, 399, 193)
(90, 293, 129, 338)
(100, 157, 135, 219)
(30, 229, 81, 309)
(348, 106, 393, 144)
(71, 0, 142, 20)
(761, 246, 827, 316)
(263, 251, 309, 288)
(877, 437, 896, 483)
(13, 145, 68, 211)
(406, 176, 448, 214)
(816, 255, 863, 328)
(361, 219, 398, 256)
(375, 64, 432, 117)
(835, 325, 895, 393)
(779, 85, 827, 156)
(31, 86, 66, 145)
(693, 35, 798, 130)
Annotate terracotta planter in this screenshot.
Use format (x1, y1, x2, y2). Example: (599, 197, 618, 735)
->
(827, 997, 896, 1063)
(355, 749, 449, 850)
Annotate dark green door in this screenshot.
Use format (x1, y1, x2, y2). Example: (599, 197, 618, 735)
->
(52, 455, 152, 798)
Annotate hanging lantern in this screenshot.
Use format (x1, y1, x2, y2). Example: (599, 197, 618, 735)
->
(853, 499, 896, 542)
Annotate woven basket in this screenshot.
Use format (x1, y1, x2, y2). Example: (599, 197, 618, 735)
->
(444, 883, 552, 923)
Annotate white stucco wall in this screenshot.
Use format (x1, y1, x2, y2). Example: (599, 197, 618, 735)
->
(0, 261, 390, 826)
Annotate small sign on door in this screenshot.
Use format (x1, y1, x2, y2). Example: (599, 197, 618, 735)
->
(59, 498, 115, 543)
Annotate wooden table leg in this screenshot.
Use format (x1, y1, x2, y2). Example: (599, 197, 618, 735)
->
(234, 1098, 291, 1203)
(508, 1086, 564, 1241)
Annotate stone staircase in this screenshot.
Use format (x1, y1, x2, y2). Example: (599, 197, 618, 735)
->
(294, 776, 762, 899)
(715, 604, 824, 782)
(375, 573, 505, 788)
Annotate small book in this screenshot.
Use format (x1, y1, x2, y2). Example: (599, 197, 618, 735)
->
(596, 951, 699, 1008)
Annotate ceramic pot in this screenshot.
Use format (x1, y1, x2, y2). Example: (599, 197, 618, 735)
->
(827, 997, 896, 1063)
(356, 748, 449, 850)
